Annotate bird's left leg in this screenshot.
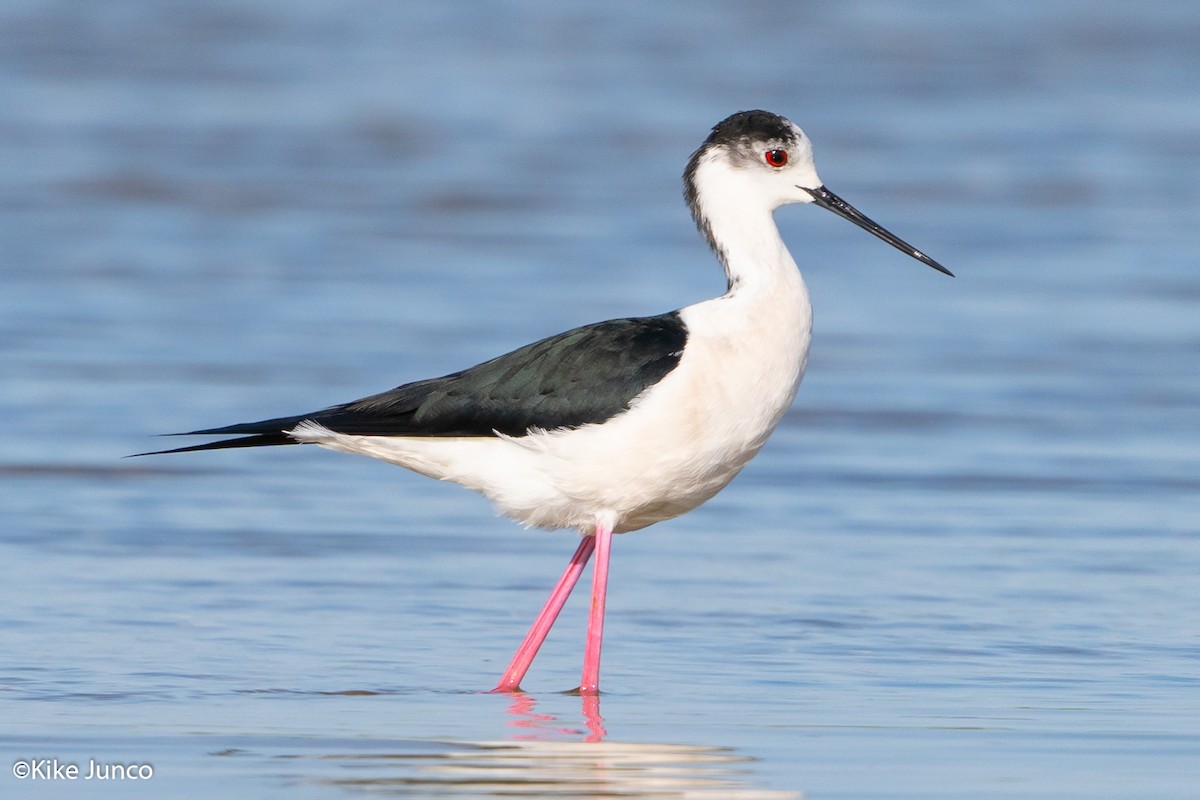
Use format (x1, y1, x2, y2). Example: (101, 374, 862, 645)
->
(579, 517, 613, 695)
(491, 535, 595, 692)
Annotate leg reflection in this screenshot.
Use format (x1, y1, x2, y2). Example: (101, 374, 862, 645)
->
(500, 692, 606, 742)
(582, 692, 606, 742)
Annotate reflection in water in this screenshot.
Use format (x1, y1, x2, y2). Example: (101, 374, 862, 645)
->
(501, 691, 607, 742)
(313, 741, 800, 798)
(305, 694, 799, 798)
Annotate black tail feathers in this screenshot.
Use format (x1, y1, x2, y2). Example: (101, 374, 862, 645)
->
(129, 415, 309, 457)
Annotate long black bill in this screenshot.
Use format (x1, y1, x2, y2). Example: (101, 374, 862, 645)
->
(804, 185, 953, 276)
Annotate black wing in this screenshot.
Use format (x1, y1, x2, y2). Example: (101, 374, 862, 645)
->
(138, 312, 688, 455)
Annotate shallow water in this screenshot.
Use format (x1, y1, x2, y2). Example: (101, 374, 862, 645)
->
(2, 1, 1198, 798)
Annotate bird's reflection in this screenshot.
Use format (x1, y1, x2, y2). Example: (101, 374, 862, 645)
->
(299, 693, 799, 798)
(501, 691, 606, 742)
(283, 690, 796, 796)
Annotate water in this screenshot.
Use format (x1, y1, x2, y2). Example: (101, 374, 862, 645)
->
(2, 1, 1198, 797)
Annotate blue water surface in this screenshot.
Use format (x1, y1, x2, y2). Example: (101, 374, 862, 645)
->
(2, 1, 1198, 798)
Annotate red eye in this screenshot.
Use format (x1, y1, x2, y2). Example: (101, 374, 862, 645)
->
(764, 149, 788, 167)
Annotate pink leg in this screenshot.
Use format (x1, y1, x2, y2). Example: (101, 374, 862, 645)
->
(491, 536, 596, 693)
(579, 520, 612, 695)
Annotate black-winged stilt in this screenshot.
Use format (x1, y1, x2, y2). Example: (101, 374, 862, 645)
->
(140, 110, 951, 694)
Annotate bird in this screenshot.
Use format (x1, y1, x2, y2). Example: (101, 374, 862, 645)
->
(138, 110, 952, 694)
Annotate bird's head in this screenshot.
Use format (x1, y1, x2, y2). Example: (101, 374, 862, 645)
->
(684, 110, 952, 276)
(684, 110, 821, 213)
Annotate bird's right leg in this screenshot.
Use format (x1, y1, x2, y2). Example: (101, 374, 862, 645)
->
(491, 535, 596, 692)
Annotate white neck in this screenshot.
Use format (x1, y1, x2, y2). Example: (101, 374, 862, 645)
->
(690, 162, 808, 304)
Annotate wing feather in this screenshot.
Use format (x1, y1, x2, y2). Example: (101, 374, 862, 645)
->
(136, 312, 687, 455)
